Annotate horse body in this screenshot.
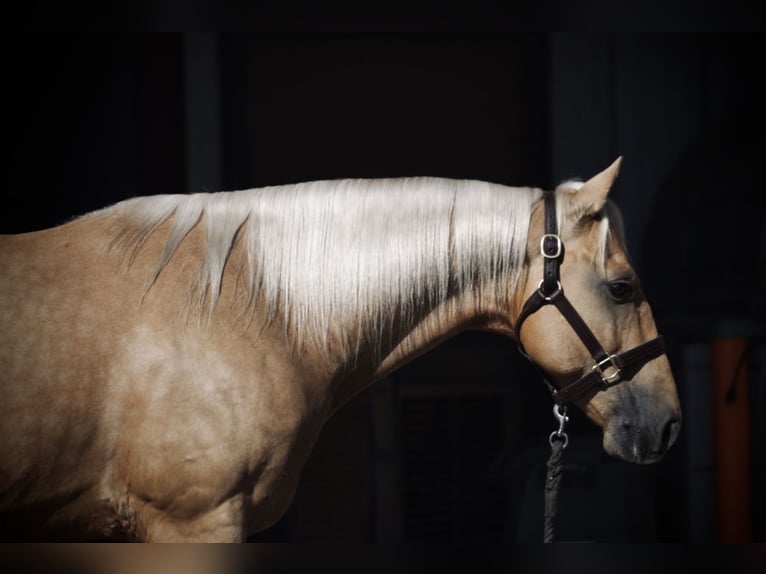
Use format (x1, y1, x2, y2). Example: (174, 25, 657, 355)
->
(0, 162, 681, 541)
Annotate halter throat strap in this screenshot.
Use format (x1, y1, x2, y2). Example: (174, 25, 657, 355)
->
(515, 190, 666, 405)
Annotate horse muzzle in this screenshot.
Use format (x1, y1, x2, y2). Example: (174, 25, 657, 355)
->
(602, 405, 682, 464)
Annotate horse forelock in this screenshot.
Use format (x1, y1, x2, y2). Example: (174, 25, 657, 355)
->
(106, 177, 541, 358)
(553, 179, 627, 269)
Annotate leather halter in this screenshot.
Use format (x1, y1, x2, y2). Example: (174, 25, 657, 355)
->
(515, 190, 666, 405)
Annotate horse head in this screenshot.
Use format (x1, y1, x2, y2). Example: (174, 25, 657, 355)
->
(515, 158, 681, 464)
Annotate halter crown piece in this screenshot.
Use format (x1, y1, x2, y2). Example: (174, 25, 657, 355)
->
(515, 190, 667, 405)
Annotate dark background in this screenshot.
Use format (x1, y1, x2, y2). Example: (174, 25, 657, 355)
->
(4, 32, 765, 544)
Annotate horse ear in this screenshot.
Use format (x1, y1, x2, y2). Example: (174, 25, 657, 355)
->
(566, 156, 623, 217)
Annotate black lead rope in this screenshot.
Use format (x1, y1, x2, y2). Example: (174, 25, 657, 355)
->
(544, 404, 568, 543)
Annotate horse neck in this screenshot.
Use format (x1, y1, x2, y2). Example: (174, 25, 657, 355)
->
(385, 280, 523, 366)
(321, 275, 526, 415)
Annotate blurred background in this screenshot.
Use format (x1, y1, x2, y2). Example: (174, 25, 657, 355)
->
(4, 31, 764, 543)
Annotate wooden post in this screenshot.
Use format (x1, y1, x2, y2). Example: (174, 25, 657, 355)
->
(711, 337, 751, 542)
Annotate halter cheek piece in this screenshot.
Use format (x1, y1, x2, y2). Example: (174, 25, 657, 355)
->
(515, 190, 667, 405)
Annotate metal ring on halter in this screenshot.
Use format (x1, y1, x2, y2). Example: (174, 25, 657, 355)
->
(537, 279, 562, 301)
(549, 430, 569, 449)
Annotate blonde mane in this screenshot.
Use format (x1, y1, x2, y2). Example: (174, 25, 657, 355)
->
(106, 177, 542, 355)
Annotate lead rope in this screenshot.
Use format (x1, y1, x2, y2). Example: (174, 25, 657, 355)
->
(544, 404, 568, 543)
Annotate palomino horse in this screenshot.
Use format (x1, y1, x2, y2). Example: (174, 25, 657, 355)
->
(0, 158, 681, 541)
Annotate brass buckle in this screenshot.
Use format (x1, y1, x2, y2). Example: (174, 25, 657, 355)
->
(540, 234, 562, 259)
(592, 355, 622, 386)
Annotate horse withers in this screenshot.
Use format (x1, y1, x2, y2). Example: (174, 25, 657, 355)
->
(0, 158, 681, 541)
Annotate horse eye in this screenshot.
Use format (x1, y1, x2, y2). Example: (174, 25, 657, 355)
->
(607, 280, 635, 302)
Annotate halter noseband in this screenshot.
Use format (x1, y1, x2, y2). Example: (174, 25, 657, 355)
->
(515, 190, 666, 405)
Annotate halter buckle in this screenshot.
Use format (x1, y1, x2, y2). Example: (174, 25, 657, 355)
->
(540, 234, 562, 259)
(592, 355, 622, 386)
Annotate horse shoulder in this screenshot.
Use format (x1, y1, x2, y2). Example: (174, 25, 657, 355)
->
(99, 312, 329, 539)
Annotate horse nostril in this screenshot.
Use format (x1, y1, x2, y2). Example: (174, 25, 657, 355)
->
(661, 417, 681, 451)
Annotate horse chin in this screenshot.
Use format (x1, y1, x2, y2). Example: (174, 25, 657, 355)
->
(601, 427, 668, 465)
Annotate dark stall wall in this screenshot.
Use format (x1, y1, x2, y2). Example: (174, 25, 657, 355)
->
(4, 35, 185, 234)
(220, 35, 548, 190)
